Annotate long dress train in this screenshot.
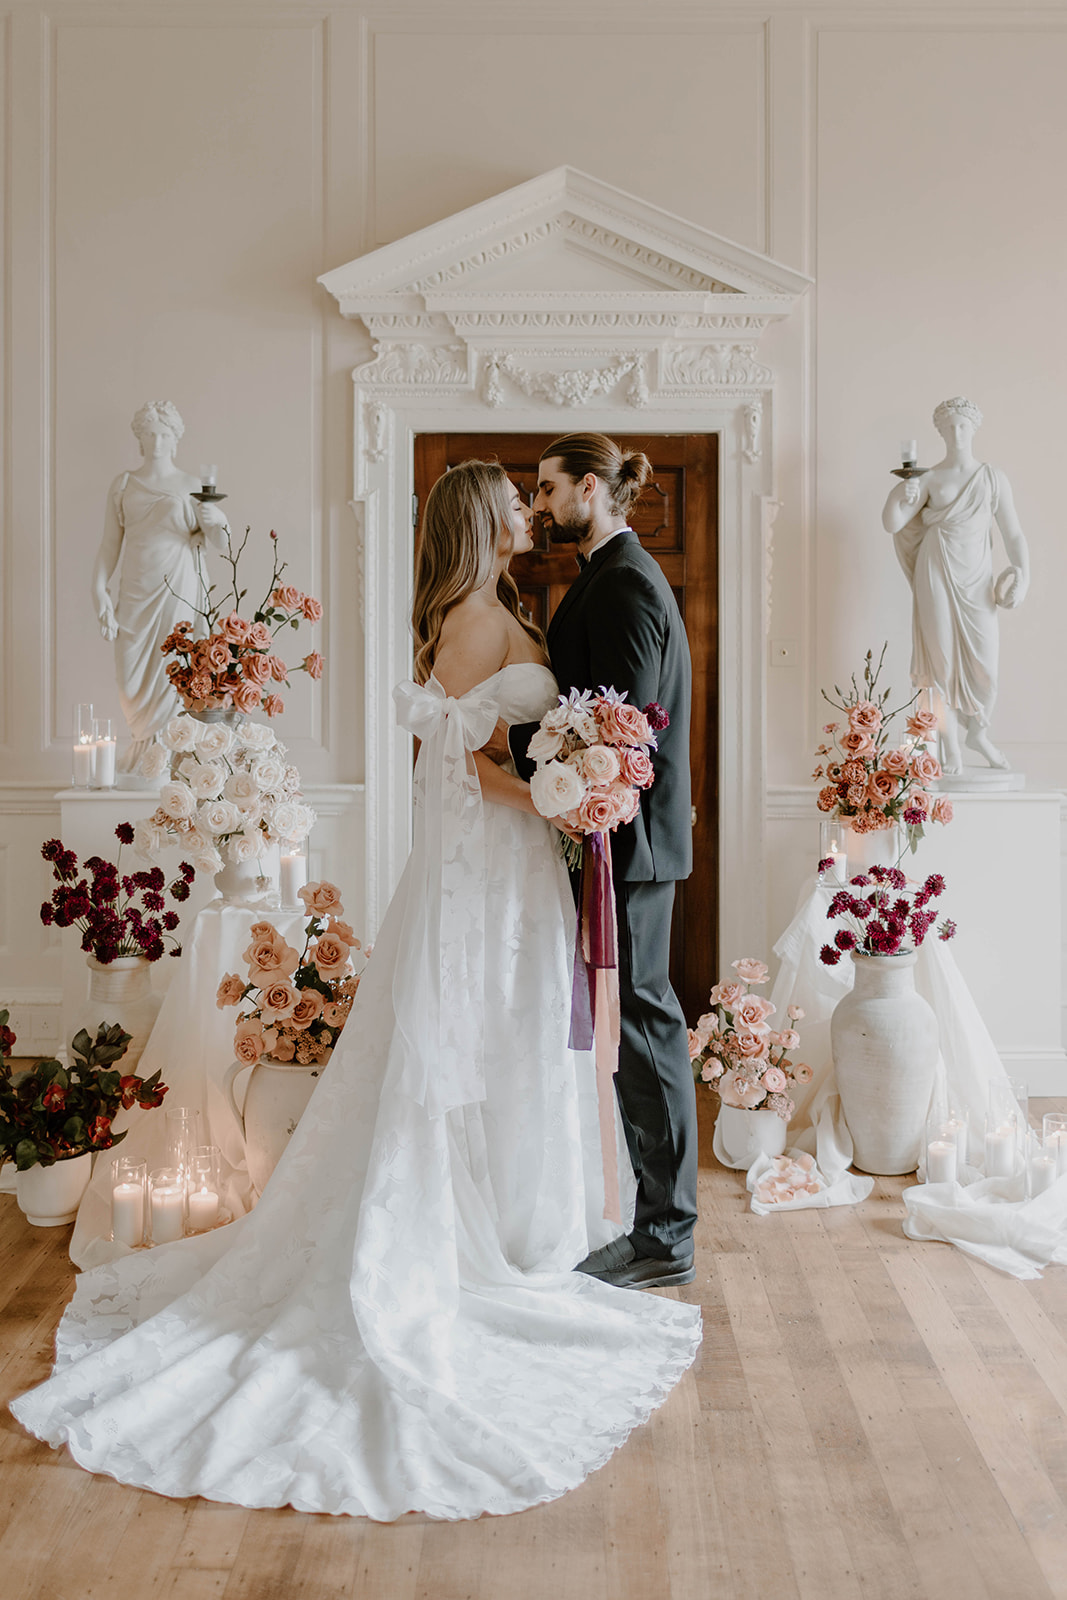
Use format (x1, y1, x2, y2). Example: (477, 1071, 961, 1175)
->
(11, 663, 701, 1520)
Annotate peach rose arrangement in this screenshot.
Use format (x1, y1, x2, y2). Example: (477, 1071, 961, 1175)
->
(161, 528, 323, 719)
(135, 715, 315, 875)
(216, 882, 365, 1067)
(814, 645, 953, 848)
(688, 957, 812, 1123)
(527, 687, 667, 867)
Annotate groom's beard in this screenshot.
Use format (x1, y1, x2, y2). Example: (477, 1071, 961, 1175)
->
(541, 504, 592, 546)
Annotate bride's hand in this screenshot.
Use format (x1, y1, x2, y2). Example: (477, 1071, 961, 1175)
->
(553, 819, 584, 845)
(479, 718, 512, 766)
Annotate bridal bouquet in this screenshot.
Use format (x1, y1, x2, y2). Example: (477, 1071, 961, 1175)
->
(161, 528, 323, 718)
(819, 865, 956, 964)
(136, 716, 315, 874)
(216, 882, 364, 1066)
(814, 646, 953, 847)
(688, 957, 811, 1122)
(527, 687, 667, 866)
(39, 828, 192, 963)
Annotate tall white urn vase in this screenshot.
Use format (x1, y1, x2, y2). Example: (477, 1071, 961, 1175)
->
(222, 1056, 324, 1196)
(830, 951, 938, 1175)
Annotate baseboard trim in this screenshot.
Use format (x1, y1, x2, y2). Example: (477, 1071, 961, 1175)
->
(1000, 1049, 1067, 1097)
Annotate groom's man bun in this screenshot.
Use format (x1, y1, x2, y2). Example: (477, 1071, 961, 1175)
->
(542, 432, 652, 516)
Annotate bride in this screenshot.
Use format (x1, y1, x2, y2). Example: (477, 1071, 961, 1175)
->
(11, 460, 701, 1521)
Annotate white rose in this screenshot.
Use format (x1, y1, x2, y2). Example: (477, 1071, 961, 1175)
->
(159, 781, 196, 821)
(529, 758, 587, 818)
(527, 726, 566, 763)
(249, 755, 286, 792)
(283, 765, 301, 795)
(580, 744, 620, 783)
(177, 754, 200, 781)
(197, 723, 234, 758)
(290, 802, 315, 837)
(162, 716, 199, 753)
(224, 770, 259, 804)
(570, 709, 600, 745)
(227, 831, 264, 863)
(542, 703, 572, 734)
(199, 798, 240, 836)
(138, 743, 170, 780)
(265, 800, 301, 840)
(236, 721, 275, 751)
(192, 845, 223, 875)
(132, 820, 166, 861)
(189, 761, 225, 800)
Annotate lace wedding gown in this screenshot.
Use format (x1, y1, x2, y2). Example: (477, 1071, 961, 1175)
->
(12, 664, 702, 1520)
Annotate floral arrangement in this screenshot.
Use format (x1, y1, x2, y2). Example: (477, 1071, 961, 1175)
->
(687, 958, 811, 1122)
(136, 716, 315, 874)
(527, 688, 667, 865)
(814, 647, 953, 846)
(161, 528, 323, 719)
(216, 882, 364, 1067)
(0, 1012, 168, 1171)
(39, 828, 192, 962)
(818, 865, 957, 964)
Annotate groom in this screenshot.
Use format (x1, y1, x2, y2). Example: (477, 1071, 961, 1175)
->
(508, 431, 698, 1289)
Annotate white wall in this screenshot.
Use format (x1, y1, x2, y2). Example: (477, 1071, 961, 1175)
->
(2, 1, 1065, 1051)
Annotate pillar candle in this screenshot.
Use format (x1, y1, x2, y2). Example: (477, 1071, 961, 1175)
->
(72, 738, 93, 787)
(925, 1139, 957, 1185)
(984, 1128, 1015, 1179)
(111, 1181, 145, 1247)
(1028, 1150, 1057, 1198)
(93, 738, 117, 788)
(186, 1187, 220, 1233)
(150, 1184, 185, 1244)
(279, 851, 307, 909)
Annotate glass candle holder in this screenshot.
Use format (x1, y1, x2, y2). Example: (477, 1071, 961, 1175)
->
(818, 820, 848, 886)
(165, 1106, 203, 1204)
(110, 1156, 147, 1247)
(984, 1084, 1022, 1179)
(186, 1146, 222, 1234)
(1026, 1130, 1058, 1199)
(72, 703, 94, 788)
(149, 1167, 186, 1244)
(91, 718, 117, 789)
(1043, 1112, 1067, 1178)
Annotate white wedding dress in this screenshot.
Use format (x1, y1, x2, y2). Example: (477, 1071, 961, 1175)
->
(12, 664, 701, 1520)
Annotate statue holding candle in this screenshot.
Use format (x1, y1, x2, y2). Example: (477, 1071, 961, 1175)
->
(882, 397, 1030, 774)
(91, 402, 230, 773)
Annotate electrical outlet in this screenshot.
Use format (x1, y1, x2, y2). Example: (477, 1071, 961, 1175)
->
(771, 639, 797, 667)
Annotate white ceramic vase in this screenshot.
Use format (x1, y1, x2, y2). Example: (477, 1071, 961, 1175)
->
(831, 951, 939, 1175)
(15, 1152, 93, 1226)
(81, 955, 161, 1072)
(222, 1055, 325, 1195)
(713, 1103, 788, 1170)
(213, 855, 273, 905)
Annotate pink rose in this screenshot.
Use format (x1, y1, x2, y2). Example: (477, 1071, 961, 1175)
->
(734, 1029, 768, 1059)
(606, 781, 641, 826)
(576, 790, 618, 832)
(735, 995, 773, 1033)
(313, 933, 351, 981)
(910, 750, 942, 785)
(233, 1026, 264, 1065)
(303, 651, 324, 681)
(299, 881, 345, 917)
(221, 613, 252, 645)
(840, 728, 876, 758)
(932, 796, 954, 824)
(718, 1069, 766, 1109)
(619, 748, 655, 789)
(233, 680, 262, 712)
(907, 789, 931, 818)
(261, 980, 300, 1021)
(273, 585, 303, 611)
(731, 958, 769, 985)
(868, 770, 899, 803)
(290, 990, 324, 1030)
(329, 918, 359, 947)
(263, 694, 285, 717)
(597, 702, 653, 747)
(880, 747, 909, 777)
(847, 700, 882, 734)
(243, 935, 299, 985)
(247, 622, 272, 651)
(709, 981, 744, 1009)
(906, 709, 938, 739)
(761, 1066, 788, 1094)
(301, 596, 323, 623)
(216, 973, 246, 1009)
(207, 638, 232, 672)
(242, 651, 271, 686)
(579, 744, 621, 784)
(267, 655, 289, 682)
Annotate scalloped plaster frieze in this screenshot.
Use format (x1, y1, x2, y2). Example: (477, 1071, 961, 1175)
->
(483, 351, 648, 409)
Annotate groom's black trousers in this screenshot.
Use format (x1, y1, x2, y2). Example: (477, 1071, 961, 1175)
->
(614, 879, 699, 1261)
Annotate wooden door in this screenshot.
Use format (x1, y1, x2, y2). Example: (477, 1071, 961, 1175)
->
(413, 432, 718, 1023)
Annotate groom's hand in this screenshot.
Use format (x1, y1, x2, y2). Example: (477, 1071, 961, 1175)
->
(479, 718, 512, 766)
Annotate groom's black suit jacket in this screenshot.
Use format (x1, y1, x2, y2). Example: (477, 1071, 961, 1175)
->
(511, 530, 692, 884)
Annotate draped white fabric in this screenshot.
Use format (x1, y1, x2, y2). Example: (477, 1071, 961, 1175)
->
(11, 664, 700, 1519)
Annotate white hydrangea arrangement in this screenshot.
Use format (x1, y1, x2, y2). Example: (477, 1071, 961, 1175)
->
(135, 716, 315, 875)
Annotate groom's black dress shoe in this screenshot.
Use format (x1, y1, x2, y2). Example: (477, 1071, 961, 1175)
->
(574, 1235, 695, 1289)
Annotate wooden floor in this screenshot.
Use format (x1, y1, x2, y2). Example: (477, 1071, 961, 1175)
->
(4, 1100, 1067, 1600)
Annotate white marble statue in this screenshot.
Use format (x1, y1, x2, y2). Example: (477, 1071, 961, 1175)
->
(881, 397, 1030, 774)
(91, 402, 229, 772)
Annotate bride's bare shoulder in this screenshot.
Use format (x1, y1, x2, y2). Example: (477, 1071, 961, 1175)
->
(432, 599, 510, 697)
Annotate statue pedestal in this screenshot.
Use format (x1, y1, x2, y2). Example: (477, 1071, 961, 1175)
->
(915, 788, 1066, 1093)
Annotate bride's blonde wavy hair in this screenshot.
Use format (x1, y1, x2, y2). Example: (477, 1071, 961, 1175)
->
(412, 460, 545, 685)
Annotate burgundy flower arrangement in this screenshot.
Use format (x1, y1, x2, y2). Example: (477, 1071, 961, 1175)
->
(161, 527, 323, 719)
(819, 865, 957, 966)
(39, 824, 193, 963)
(0, 1011, 168, 1171)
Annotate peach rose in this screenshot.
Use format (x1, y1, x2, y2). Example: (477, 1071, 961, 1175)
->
(290, 990, 324, 1030)
(598, 702, 653, 747)
(233, 1021, 265, 1065)
(906, 709, 938, 739)
(267, 655, 289, 682)
(619, 748, 655, 789)
(576, 788, 620, 833)
(301, 596, 323, 623)
(243, 935, 299, 984)
(221, 613, 252, 644)
(880, 747, 909, 777)
(233, 680, 262, 713)
(718, 1069, 766, 1109)
(735, 995, 773, 1033)
(709, 981, 745, 1009)
(734, 1029, 768, 1059)
(216, 973, 246, 1009)
(606, 780, 641, 826)
(688, 1029, 706, 1060)
(932, 796, 954, 824)
(869, 770, 900, 803)
(847, 700, 882, 734)
(242, 651, 271, 686)
(207, 638, 232, 672)
(263, 694, 285, 717)
(329, 918, 359, 947)
(273, 585, 303, 611)
(910, 750, 942, 785)
(840, 728, 875, 758)
(261, 980, 300, 1021)
(303, 651, 324, 680)
(299, 881, 345, 918)
(313, 934, 351, 981)
(247, 622, 272, 651)
(732, 958, 769, 984)
(579, 744, 621, 784)
(906, 789, 931, 817)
